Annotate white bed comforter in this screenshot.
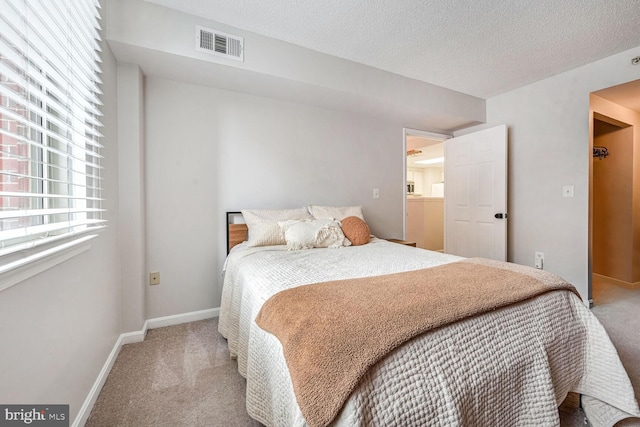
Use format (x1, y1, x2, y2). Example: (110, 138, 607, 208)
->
(218, 239, 640, 427)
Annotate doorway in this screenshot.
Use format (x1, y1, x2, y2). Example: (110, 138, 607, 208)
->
(589, 79, 640, 307)
(403, 125, 508, 260)
(402, 129, 449, 250)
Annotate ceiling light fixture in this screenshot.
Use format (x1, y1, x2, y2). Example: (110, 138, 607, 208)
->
(415, 157, 444, 165)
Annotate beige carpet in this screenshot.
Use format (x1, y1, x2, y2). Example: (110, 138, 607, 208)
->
(86, 319, 262, 427)
(589, 278, 640, 427)
(87, 281, 640, 426)
(557, 278, 640, 427)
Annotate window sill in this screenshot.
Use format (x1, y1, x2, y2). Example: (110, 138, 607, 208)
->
(0, 235, 98, 293)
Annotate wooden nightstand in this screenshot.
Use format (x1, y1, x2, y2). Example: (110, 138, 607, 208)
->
(387, 239, 417, 247)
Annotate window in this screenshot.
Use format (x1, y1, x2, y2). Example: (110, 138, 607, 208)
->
(0, 0, 104, 275)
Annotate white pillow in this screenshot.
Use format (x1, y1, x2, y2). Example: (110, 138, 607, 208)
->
(279, 219, 351, 250)
(241, 208, 313, 247)
(308, 205, 364, 221)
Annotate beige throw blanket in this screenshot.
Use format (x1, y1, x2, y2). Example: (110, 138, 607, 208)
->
(255, 257, 580, 427)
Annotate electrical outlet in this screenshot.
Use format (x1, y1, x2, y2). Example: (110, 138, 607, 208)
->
(534, 252, 544, 270)
(149, 272, 160, 285)
(562, 185, 574, 198)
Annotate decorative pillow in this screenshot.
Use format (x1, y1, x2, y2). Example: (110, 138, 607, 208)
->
(279, 219, 351, 250)
(241, 208, 313, 247)
(341, 216, 370, 246)
(308, 205, 364, 221)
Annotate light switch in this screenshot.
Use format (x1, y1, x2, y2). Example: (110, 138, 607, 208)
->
(373, 188, 379, 199)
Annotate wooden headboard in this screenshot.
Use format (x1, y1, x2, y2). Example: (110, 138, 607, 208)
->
(227, 211, 248, 254)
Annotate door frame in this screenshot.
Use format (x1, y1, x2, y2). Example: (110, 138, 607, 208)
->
(402, 128, 451, 240)
(588, 107, 594, 307)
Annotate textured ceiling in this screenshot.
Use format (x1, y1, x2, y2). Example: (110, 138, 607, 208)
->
(143, 0, 640, 98)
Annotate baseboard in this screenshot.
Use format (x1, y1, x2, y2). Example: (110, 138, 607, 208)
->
(593, 273, 640, 290)
(72, 333, 128, 427)
(146, 307, 220, 330)
(72, 307, 220, 427)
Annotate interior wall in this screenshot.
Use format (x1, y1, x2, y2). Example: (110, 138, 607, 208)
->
(117, 63, 147, 332)
(106, 0, 485, 132)
(0, 37, 122, 422)
(422, 167, 444, 197)
(592, 121, 634, 281)
(144, 77, 406, 318)
(454, 45, 640, 302)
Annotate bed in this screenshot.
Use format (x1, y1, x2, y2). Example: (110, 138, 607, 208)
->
(219, 208, 640, 427)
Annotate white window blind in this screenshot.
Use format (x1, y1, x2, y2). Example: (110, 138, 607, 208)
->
(0, 0, 105, 261)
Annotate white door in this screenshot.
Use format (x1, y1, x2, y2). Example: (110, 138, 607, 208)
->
(444, 125, 507, 261)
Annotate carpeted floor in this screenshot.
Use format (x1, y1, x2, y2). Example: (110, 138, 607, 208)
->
(86, 319, 262, 427)
(86, 280, 640, 427)
(589, 278, 640, 427)
(592, 278, 640, 407)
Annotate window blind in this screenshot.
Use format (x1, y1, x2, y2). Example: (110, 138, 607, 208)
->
(0, 0, 105, 259)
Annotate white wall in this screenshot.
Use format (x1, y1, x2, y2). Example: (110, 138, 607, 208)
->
(422, 167, 444, 197)
(457, 45, 640, 301)
(0, 40, 122, 422)
(144, 77, 407, 318)
(117, 63, 147, 332)
(104, 0, 485, 319)
(106, 0, 485, 132)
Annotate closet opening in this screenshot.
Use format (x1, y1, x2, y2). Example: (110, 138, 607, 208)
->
(589, 79, 640, 308)
(592, 116, 633, 290)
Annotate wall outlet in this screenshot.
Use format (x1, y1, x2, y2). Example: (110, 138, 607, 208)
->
(534, 252, 544, 269)
(562, 185, 574, 198)
(150, 272, 160, 285)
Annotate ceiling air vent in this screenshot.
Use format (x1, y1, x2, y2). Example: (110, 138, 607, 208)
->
(196, 26, 244, 62)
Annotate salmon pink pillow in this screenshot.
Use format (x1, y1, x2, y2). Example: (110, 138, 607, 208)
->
(341, 216, 370, 246)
